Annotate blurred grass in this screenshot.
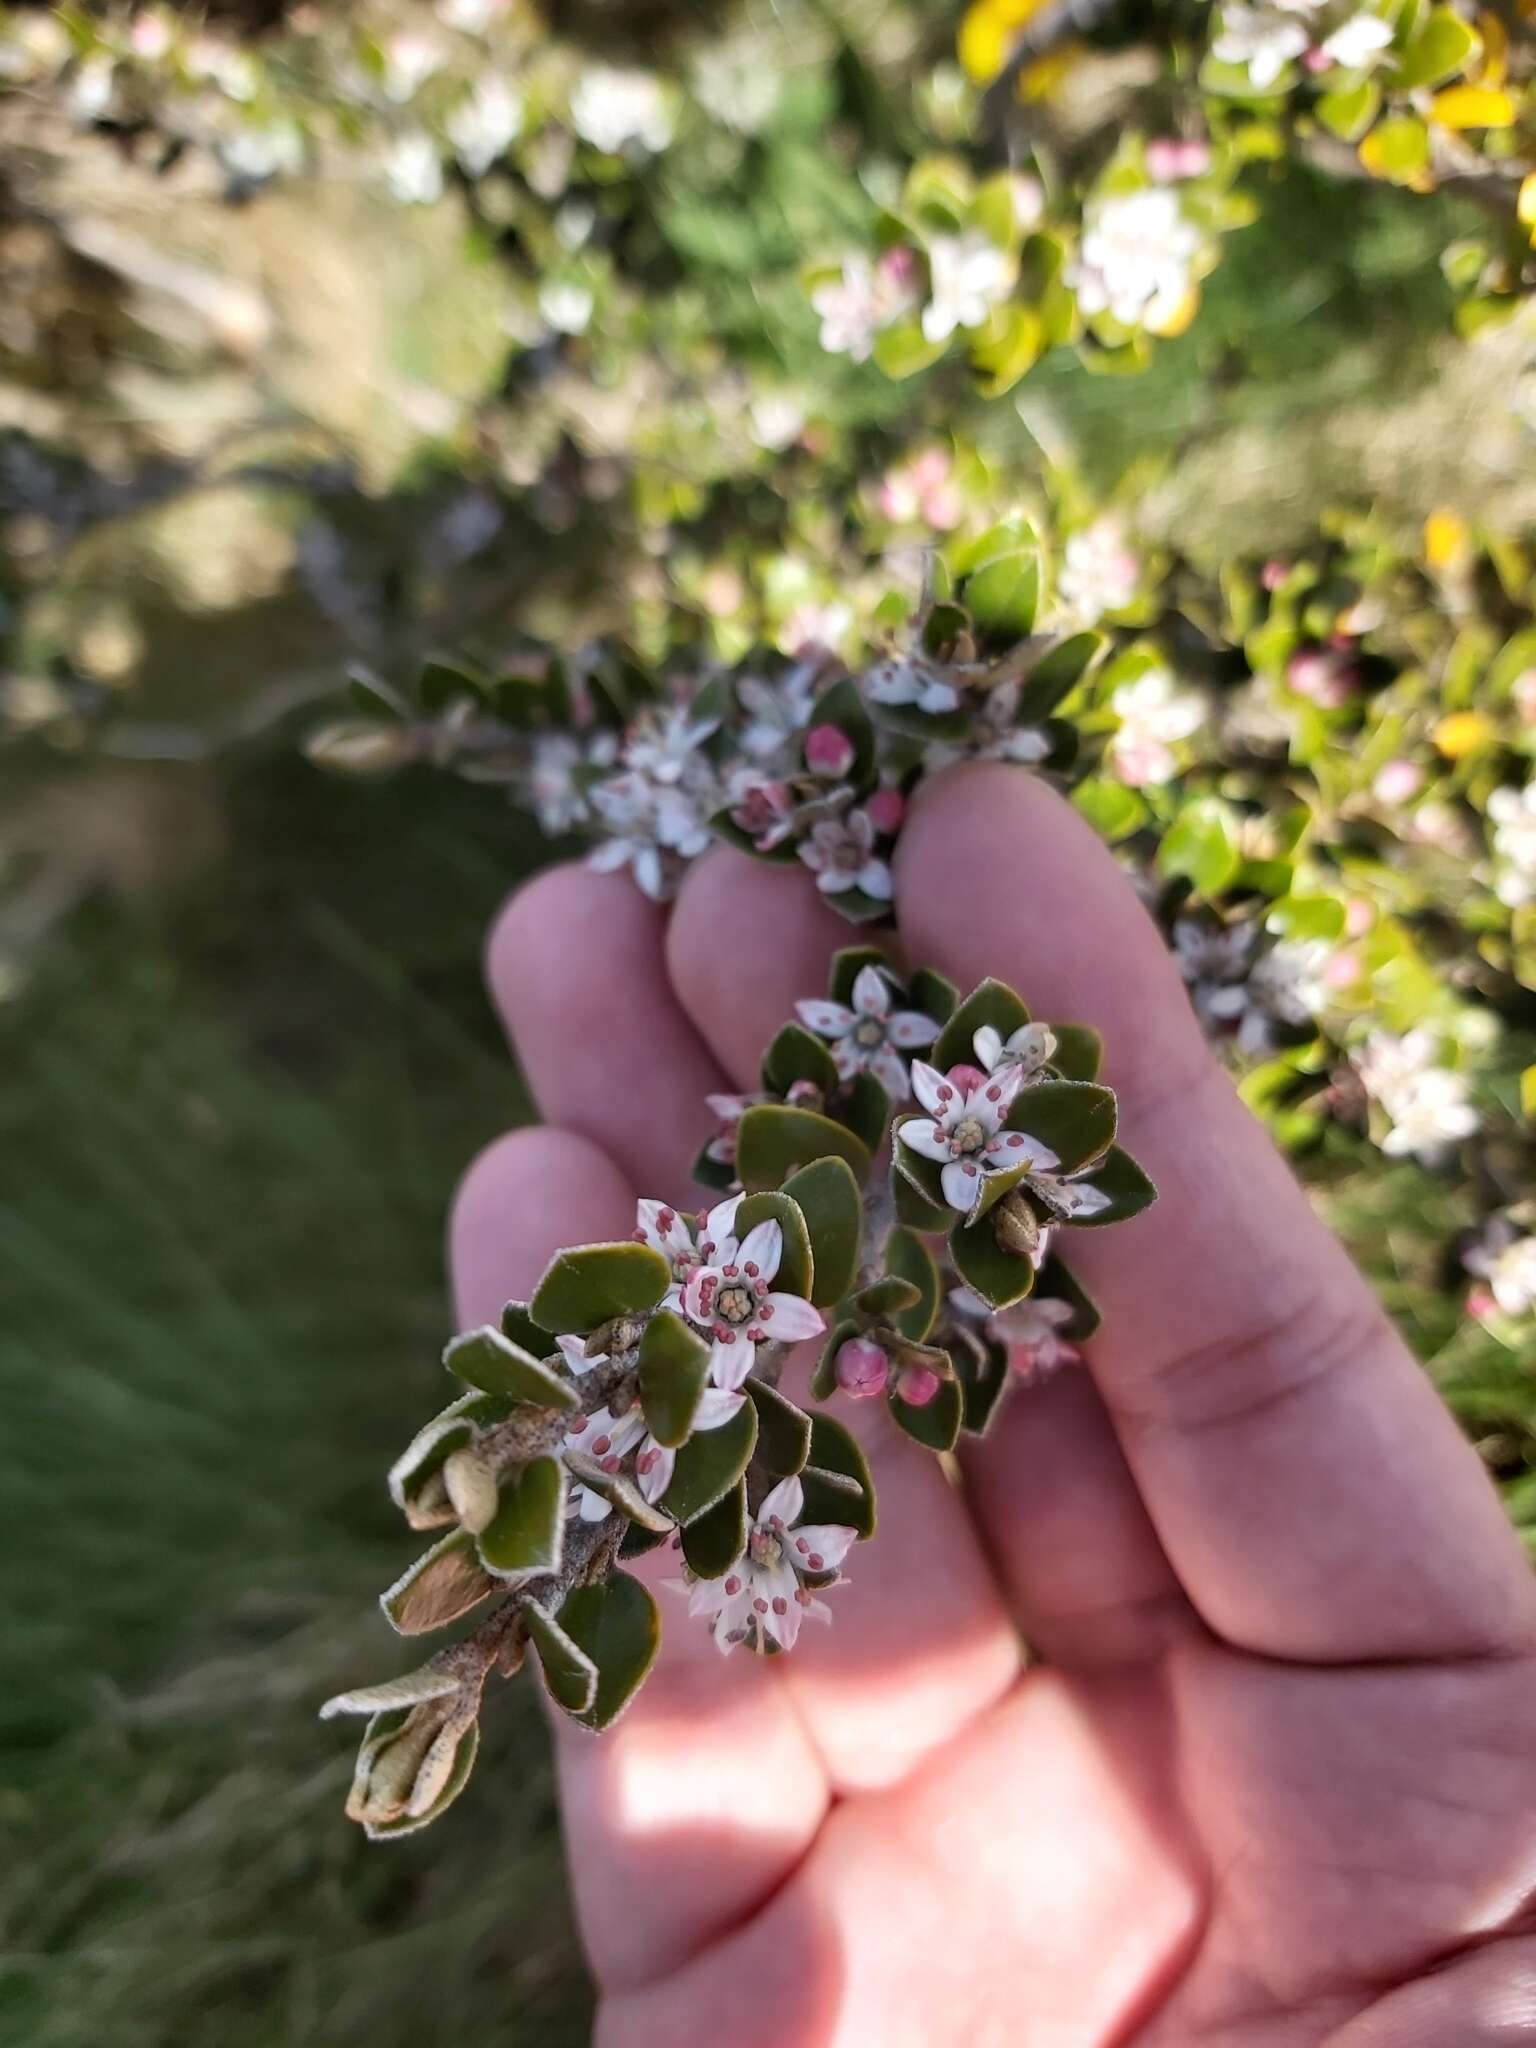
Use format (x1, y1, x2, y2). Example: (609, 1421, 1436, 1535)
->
(0, 755, 593, 2047)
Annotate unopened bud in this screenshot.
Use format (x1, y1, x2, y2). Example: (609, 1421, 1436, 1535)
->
(897, 1364, 940, 1407)
(835, 1337, 891, 1399)
(864, 787, 905, 835)
(345, 1696, 477, 1832)
(442, 1448, 499, 1534)
(993, 1192, 1042, 1262)
(804, 723, 856, 778)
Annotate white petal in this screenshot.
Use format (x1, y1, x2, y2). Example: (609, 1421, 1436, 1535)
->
(710, 1336, 752, 1391)
(701, 1193, 743, 1252)
(556, 1333, 599, 1376)
(973, 1023, 1003, 1072)
(857, 858, 894, 900)
(638, 1445, 675, 1503)
(995, 1131, 1059, 1172)
(815, 866, 853, 893)
(791, 1523, 857, 1572)
(887, 1008, 940, 1049)
(758, 1474, 804, 1528)
(909, 1060, 950, 1115)
(692, 1387, 746, 1430)
(899, 1117, 953, 1164)
(871, 1042, 911, 1101)
(738, 1218, 783, 1285)
(682, 1270, 715, 1324)
(851, 964, 892, 1018)
(578, 1487, 613, 1523)
(586, 836, 632, 874)
(763, 1292, 825, 1342)
(796, 999, 855, 1039)
(830, 1035, 866, 1081)
(1006, 1023, 1057, 1071)
(759, 1562, 803, 1649)
(942, 1157, 984, 1214)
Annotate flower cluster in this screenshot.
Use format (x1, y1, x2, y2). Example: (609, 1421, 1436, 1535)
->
(323, 968, 1154, 1830)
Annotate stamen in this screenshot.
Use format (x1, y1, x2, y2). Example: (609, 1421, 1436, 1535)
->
(753, 1598, 768, 1614)
(591, 1435, 611, 1456)
(725, 1575, 741, 1595)
(808, 1552, 825, 1569)
(772, 1597, 788, 1616)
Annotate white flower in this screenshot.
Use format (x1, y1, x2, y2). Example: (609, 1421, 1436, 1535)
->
(1319, 11, 1394, 69)
(588, 770, 713, 900)
(1071, 190, 1200, 332)
(622, 704, 719, 785)
(447, 76, 522, 176)
(221, 122, 305, 184)
(950, 1285, 1080, 1380)
(812, 256, 878, 361)
(797, 810, 893, 901)
(1355, 1030, 1479, 1161)
(684, 1474, 856, 1654)
(1468, 1235, 1536, 1318)
(563, 1384, 744, 1520)
(1212, 4, 1310, 87)
(1057, 519, 1140, 623)
(701, 1092, 768, 1171)
(384, 131, 444, 206)
(634, 1194, 741, 1305)
(1107, 667, 1204, 786)
(900, 1060, 1058, 1219)
(569, 67, 673, 155)
(681, 1218, 826, 1390)
(796, 964, 941, 1099)
(1488, 781, 1536, 907)
(863, 653, 961, 716)
(437, 0, 507, 30)
(974, 1021, 1058, 1079)
(538, 279, 594, 335)
(691, 45, 781, 133)
(526, 734, 586, 835)
(382, 32, 444, 103)
(921, 232, 1013, 345)
(928, 679, 1052, 769)
(736, 662, 824, 762)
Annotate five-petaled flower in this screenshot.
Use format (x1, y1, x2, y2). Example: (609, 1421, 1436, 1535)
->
(797, 807, 894, 900)
(562, 1385, 744, 1519)
(634, 1193, 740, 1302)
(974, 1020, 1057, 1078)
(684, 1474, 856, 1652)
(900, 1060, 1058, 1218)
(681, 1216, 825, 1389)
(796, 963, 941, 1099)
(950, 1285, 1081, 1381)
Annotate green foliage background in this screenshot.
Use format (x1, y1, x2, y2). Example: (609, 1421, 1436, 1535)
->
(3, 1, 1535, 2041)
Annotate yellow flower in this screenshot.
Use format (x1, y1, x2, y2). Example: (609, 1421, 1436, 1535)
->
(1519, 170, 1536, 244)
(1432, 710, 1494, 758)
(1423, 509, 1470, 569)
(1429, 84, 1516, 129)
(958, 0, 1051, 84)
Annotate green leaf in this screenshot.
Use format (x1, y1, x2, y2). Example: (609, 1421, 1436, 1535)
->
(476, 1456, 567, 1583)
(444, 1326, 578, 1409)
(964, 544, 1041, 638)
(680, 1481, 748, 1579)
(555, 1573, 661, 1731)
(872, 314, 950, 379)
(530, 1242, 670, 1334)
(933, 978, 1031, 1073)
(761, 1022, 841, 1098)
(381, 1529, 498, 1636)
(417, 655, 486, 713)
(1395, 5, 1477, 88)
(1316, 77, 1381, 142)
(854, 1275, 921, 1317)
(1157, 799, 1242, 897)
(524, 1600, 598, 1717)
(745, 1379, 813, 1476)
(736, 1104, 872, 1192)
(949, 1212, 1037, 1310)
(953, 1341, 1010, 1436)
(1359, 112, 1431, 185)
(893, 1171, 950, 1232)
(387, 1391, 514, 1529)
(732, 1190, 814, 1300)
(661, 1396, 758, 1525)
(885, 1226, 940, 1342)
(1007, 1079, 1118, 1174)
(1073, 777, 1148, 843)
(890, 1373, 962, 1453)
(1018, 632, 1104, 720)
(1063, 1145, 1157, 1226)
(562, 1450, 673, 1533)
(500, 1300, 552, 1354)
(1037, 1254, 1102, 1341)
(842, 1072, 891, 1153)
(637, 1309, 711, 1449)
(1048, 1025, 1103, 1082)
(782, 1157, 862, 1306)
(907, 967, 959, 1024)
(800, 1413, 876, 1539)
(829, 946, 889, 1006)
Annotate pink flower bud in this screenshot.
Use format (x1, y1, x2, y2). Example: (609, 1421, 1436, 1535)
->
(1372, 759, 1424, 806)
(946, 1063, 987, 1094)
(898, 1365, 941, 1408)
(1260, 558, 1290, 591)
(1344, 896, 1374, 938)
(1324, 949, 1360, 990)
(1303, 44, 1331, 71)
(805, 724, 856, 778)
(1467, 1284, 1498, 1323)
(835, 1338, 890, 1399)
(864, 787, 905, 835)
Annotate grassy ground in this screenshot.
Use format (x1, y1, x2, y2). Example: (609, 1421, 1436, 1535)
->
(0, 756, 593, 2048)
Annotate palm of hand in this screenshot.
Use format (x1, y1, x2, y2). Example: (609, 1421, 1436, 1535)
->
(450, 766, 1536, 2048)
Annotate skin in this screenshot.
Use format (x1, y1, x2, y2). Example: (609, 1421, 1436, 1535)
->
(449, 763, 1536, 2048)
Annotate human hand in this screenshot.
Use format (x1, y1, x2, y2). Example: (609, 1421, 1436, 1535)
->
(451, 763, 1536, 2048)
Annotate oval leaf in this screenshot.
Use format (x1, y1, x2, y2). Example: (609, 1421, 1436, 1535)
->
(530, 1242, 670, 1334)
(732, 1190, 814, 1301)
(885, 1225, 940, 1342)
(660, 1395, 758, 1525)
(782, 1156, 863, 1306)
(381, 1529, 497, 1636)
(890, 1373, 962, 1453)
(736, 1104, 872, 1193)
(637, 1308, 712, 1449)
(1006, 1079, 1118, 1174)
(800, 1412, 876, 1540)
(524, 1599, 599, 1717)
(679, 1481, 748, 1579)
(744, 1379, 813, 1476)
(761, 1022, 841, 1098)
(557, 1572, 661, 1731)
(949, 1211, 1037, 1311)
(933, 978, 1032, 1073)
(444, 1326, 578, 1409)
(476, 1456, 567, 1583)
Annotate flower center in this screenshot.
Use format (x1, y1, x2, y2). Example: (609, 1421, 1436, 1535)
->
(748, 1526, 783, 1569)
(853, 1017, 885, 1048)
(716, 1281, 755, 1325)
(950, 1113, 987, 1155)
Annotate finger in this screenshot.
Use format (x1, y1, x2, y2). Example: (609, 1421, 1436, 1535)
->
(450, 1123, 828, 1994)
(667, 842, 1185, 1671)
(487, 863, 725, 1197)
(897, 763, 1536, 1664)
(666, 847, 1022, 1784)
